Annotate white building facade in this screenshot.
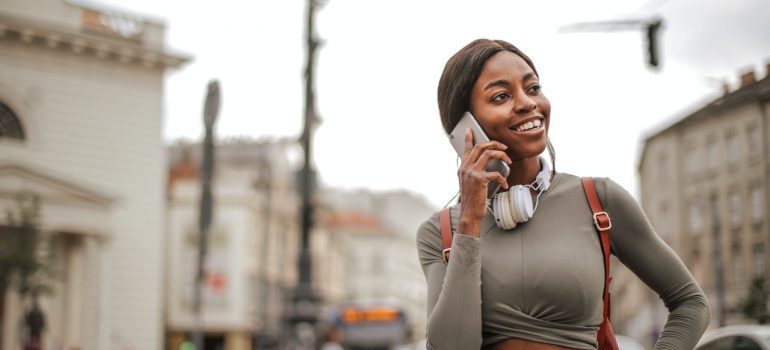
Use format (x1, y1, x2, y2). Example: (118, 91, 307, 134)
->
(317, 189, 434, 343)
(0, 0, 187, 349)
(165, 140, 301, 350)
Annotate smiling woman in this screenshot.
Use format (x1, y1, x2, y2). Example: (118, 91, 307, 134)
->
(416, 39, 711, 350)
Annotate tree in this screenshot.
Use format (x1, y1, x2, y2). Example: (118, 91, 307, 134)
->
(742, 277, 770, 324)
(0, 192, 52, 343)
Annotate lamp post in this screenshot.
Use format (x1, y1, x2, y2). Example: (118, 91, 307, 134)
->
(559, 17, 665, 69)
(286, 0, 323, 347)
(193, 80, 220, 350)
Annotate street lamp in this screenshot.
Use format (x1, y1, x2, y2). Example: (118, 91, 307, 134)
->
(193, 79, 221, 350)
(285, 0, 323, 347)
(560, 17, 665, 69)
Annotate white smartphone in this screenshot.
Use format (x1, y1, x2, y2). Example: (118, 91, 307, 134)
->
(449, 111, 511, 198)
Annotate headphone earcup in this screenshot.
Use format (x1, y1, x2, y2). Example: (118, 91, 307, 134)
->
(511, 185, 534, 223)
(493, 193, 503, 225)
(492, 158, 551, 230)
(492, 192, 517, 230)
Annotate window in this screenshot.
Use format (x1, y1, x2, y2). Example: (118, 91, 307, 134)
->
(748, 125, 761, 157)
(657, 152, 668, 183)
(751, 185, 764, 224)
(0, 102, 24, 140)
(733, 243, 745, 285)
(690, 201, 703, 235)
(371, 251, 383, 274)
(730, 191, 743, 228)
(734, 336, 763, 350)
(706, 136, 718, 169)
(687, 143, 699, 174)
(697, 337, 733, 350)
(698, 336, 763, 350)
(754, 243, 765, 278)
(726, 132, 738, 164)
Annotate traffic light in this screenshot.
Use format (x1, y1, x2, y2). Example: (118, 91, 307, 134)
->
(646, 19, 663, 68)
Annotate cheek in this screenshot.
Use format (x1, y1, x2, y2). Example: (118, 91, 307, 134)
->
(540, 98, 551, 133)
(539, 95, 551, 115)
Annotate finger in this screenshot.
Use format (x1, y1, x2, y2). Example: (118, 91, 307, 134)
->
(475, 149, 513, 168)
(462, 128, 473, 161)
(466, 140, 508, 165)
(481, 172, 509, 190)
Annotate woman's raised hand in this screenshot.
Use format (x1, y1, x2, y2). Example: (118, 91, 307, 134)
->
(457, 128, 512, 237)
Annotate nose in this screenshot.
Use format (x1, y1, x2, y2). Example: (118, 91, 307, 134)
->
(514, 93, 537, 114)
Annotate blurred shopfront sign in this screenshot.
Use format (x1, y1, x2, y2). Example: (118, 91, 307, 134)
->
(81, 8, 144, 40)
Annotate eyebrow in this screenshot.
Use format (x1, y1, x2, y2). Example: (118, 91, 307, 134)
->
(483, 72, 537, 91)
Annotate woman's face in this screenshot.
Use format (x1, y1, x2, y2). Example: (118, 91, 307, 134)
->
(469, 51, 550, 160)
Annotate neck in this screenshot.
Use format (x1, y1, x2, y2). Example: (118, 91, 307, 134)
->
(506, 156, 542, 187)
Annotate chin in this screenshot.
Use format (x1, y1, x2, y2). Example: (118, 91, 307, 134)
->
(506, 140, 547, 160)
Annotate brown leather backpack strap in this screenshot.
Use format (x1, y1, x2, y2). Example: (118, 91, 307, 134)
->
(440, 207, 452, 263)
(581, 177, 613, 320)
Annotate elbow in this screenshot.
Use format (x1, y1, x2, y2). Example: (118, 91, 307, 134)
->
(424, 320, 442, 349)
(425, 318, 482, 350)
(664, 285, 711, 335)
(681, 289, 711, 333)
(697, 292, 711, 329)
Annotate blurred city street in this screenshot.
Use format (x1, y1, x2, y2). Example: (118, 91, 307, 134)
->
(1, 0, 770, 349)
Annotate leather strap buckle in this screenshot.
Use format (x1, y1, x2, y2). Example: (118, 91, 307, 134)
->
(442, 248, 451, 263)
(593, 211, 612, 232)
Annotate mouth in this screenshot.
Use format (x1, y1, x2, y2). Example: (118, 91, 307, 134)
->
(509, 117, 545, 133)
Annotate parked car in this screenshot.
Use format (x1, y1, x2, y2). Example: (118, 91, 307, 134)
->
(696, 325, 770, 350)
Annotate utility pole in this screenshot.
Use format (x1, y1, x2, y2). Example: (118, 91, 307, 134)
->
(193, 80, 220, 350)
(286, 0, 323, 347)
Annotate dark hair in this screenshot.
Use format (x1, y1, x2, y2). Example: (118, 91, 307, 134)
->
(437, 39, 555, 171)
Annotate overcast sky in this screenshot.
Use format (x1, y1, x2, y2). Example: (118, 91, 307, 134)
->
(97, 0, 770, 208)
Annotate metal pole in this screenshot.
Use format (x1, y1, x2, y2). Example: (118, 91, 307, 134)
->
(257, 158, 273, 349)
(193, 80, 220, 350)
(286, 0, 322, 346)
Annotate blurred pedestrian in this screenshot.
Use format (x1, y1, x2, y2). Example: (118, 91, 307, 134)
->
(416, 38, 710, 349)
(23, 298, 45, 350)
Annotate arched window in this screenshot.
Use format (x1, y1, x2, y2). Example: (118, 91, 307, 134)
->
(0, 102, 25, 140)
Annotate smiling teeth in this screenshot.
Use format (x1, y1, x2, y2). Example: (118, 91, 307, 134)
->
(515, 119, 542, 132)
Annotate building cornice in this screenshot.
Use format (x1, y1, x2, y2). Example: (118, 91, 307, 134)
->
(0, 11, 191, 69)
(638, 75, 770, 172)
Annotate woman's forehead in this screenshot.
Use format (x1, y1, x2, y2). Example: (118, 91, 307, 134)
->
(479, 51, 535, 81)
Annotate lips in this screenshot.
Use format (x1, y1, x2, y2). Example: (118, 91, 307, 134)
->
(510, 117, 545, 133)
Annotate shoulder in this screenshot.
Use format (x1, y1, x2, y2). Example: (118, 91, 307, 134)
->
(416, 205, 460, 253)
(416, 208, 444, 244)
(416, 209, 446, 261)
(553, 174, 639, 214)
(557, 175, 631, 205)
(590, 177, 638, 210)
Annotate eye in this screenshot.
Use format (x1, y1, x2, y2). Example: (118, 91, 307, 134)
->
(491, 92, 511, 102)
(528, 84, 542, 94)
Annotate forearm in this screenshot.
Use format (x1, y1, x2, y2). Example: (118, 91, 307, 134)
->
(653, 285, 710, 350)
(424, 234, 483, 349)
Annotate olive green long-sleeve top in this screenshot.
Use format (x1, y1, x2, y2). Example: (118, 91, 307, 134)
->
(416, 173, 710, 350)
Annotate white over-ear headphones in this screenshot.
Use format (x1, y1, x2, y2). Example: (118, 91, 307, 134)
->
(491, 157, 552, 230)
